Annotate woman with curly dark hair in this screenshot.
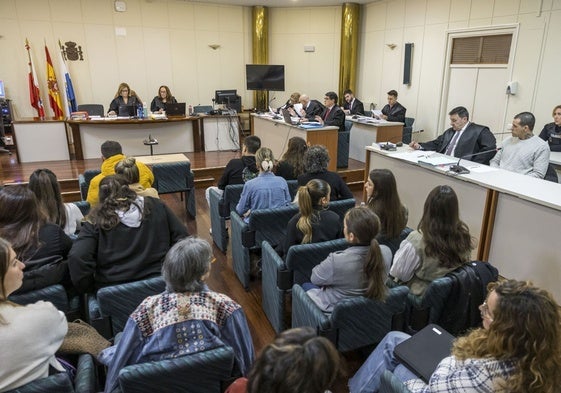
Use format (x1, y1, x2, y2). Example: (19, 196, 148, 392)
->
(297, 144, 353, 201)
(275, 136, 308, 180)
(68, 175, 188, 293)
(349, 279, 561, 393)
(389, 185, 473, 296)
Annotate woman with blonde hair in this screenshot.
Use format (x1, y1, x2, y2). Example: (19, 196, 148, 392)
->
(281, 179, 341, 257)
(349, 279, 561, 393)
(236, 147, 291, 223)
(115, 156, 159, 199)
(275, 136, 308, 180)
(107, 82, 142, 116)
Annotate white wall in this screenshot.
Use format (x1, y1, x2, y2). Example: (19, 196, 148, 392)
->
(357, 0, 561, 142)
(1, 0, 560, 137)
(0, 0, 251, 118)
(268, 6, 342, 104)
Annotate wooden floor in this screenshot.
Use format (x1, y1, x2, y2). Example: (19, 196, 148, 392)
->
(0, 150, 366, 392)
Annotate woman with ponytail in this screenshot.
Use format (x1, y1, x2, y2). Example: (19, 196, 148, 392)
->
(305, 206, 391, 313)
(281, 179, 342, 257)
(236, 147, 291, 223)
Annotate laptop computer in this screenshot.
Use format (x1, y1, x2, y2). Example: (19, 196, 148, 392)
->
(394, 324, 455, 382)
(118, 105, 136, 117)
(282, 109, 300, 125)
(166, 102, 186, 117)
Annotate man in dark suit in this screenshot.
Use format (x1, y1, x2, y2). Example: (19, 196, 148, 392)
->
(409, 106, 497, 165)
(315, 91, 345, 132)
(343, 89, 365, 115)
(376, 89, 406, 123)
(298, 94, 324, 120)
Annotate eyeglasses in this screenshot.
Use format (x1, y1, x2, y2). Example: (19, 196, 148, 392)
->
(480, 301, 494, 321)
(121, 89, 129, 93)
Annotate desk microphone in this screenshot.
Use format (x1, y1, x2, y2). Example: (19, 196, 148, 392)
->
(381, 129, 424, 151)
(449, 147, 501, 174)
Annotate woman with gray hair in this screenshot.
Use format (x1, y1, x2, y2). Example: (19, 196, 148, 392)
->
(99, 237, 255, 393)
(297, 145, 353, 201)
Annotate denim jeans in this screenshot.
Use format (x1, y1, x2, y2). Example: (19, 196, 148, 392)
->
(348, 331, 418, 393)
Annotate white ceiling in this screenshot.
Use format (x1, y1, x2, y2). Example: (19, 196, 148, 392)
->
(175, 0, 376, 7)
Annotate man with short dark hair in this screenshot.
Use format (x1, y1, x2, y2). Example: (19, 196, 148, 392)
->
(409, 106, 497, 165)
(343, 89, 364, 115)
(205, 135, 261, 207)
(490, 112, 550, 178)
(87, 140, 154, 205)
(315, 91, 345, 132)
(377, 90, 406, 123)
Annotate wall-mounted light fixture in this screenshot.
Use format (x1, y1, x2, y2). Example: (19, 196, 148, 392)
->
(386, 43, 397, 50)
(208, 44, 221, 50)
(114, 1, 126, 12)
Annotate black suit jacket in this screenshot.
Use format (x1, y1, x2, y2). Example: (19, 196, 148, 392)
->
(381, 102, 406, 123)
(322, 105, 346, 132)
(343, 99, 364, 115)
(304, 100, 324, 120)
(420, 123, 497, 165)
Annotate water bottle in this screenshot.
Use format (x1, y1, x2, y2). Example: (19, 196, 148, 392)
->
(137, 103, 143, 119)
(188, 104, 193, 116)
(143, 102, 148, 119)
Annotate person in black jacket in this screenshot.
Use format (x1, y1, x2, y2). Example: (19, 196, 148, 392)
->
(538, 104, 561, 151)
(342, 89, 365, 115)
(204, 135, 261, 207)
(297, 145, 353, 201)
(298, 94, 324, 120)
(68, 175, 188, 293)
(376, 89, 406, 123)
(315, 91, 345, 132)
(409, 106, 497, 165)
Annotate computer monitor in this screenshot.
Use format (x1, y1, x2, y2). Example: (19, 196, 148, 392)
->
(0, 81, 5, 99)
(215, 89, 238, 106)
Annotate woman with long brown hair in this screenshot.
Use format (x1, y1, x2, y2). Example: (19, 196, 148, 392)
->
(28, 168, 84, 236)
(305, 206, 390, 313)
(275, 136, 308, 180)
(390, 185, 473, 296)
(349, 279, 561, 393)
(365, 169, 408, 254)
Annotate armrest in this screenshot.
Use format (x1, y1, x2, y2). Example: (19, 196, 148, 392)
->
(261, 241, 292, 290)
(292, 284, 330, 331)
(74, 354, 98, 393)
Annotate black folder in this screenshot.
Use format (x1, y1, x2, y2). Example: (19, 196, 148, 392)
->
(394, 324, 455, 382)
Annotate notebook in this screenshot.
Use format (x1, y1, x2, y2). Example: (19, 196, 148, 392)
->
(118, 105, 136, 117)
(166, 102, 186, 117)
(394, 324, 455, 382)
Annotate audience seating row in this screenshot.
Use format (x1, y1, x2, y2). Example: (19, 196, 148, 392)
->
(78, 160, 196, 217)
(231, 197, 356, 290)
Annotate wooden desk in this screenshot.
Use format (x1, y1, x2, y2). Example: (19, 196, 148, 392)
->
(366, 146, 561, 302)
(348, 117, 403, 162)
(67, 117, 201, 160)
(251, 114, 339, 172)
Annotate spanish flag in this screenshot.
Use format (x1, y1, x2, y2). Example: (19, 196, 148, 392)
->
(45, 44, 64, 118)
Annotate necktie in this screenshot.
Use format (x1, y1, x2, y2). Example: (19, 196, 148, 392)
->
(445, 131, 461, 155)
(324, 108, 331, 120)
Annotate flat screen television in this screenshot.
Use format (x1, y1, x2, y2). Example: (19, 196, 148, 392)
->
(246, 64, 285, 91)
(215, 89, 238, 105)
